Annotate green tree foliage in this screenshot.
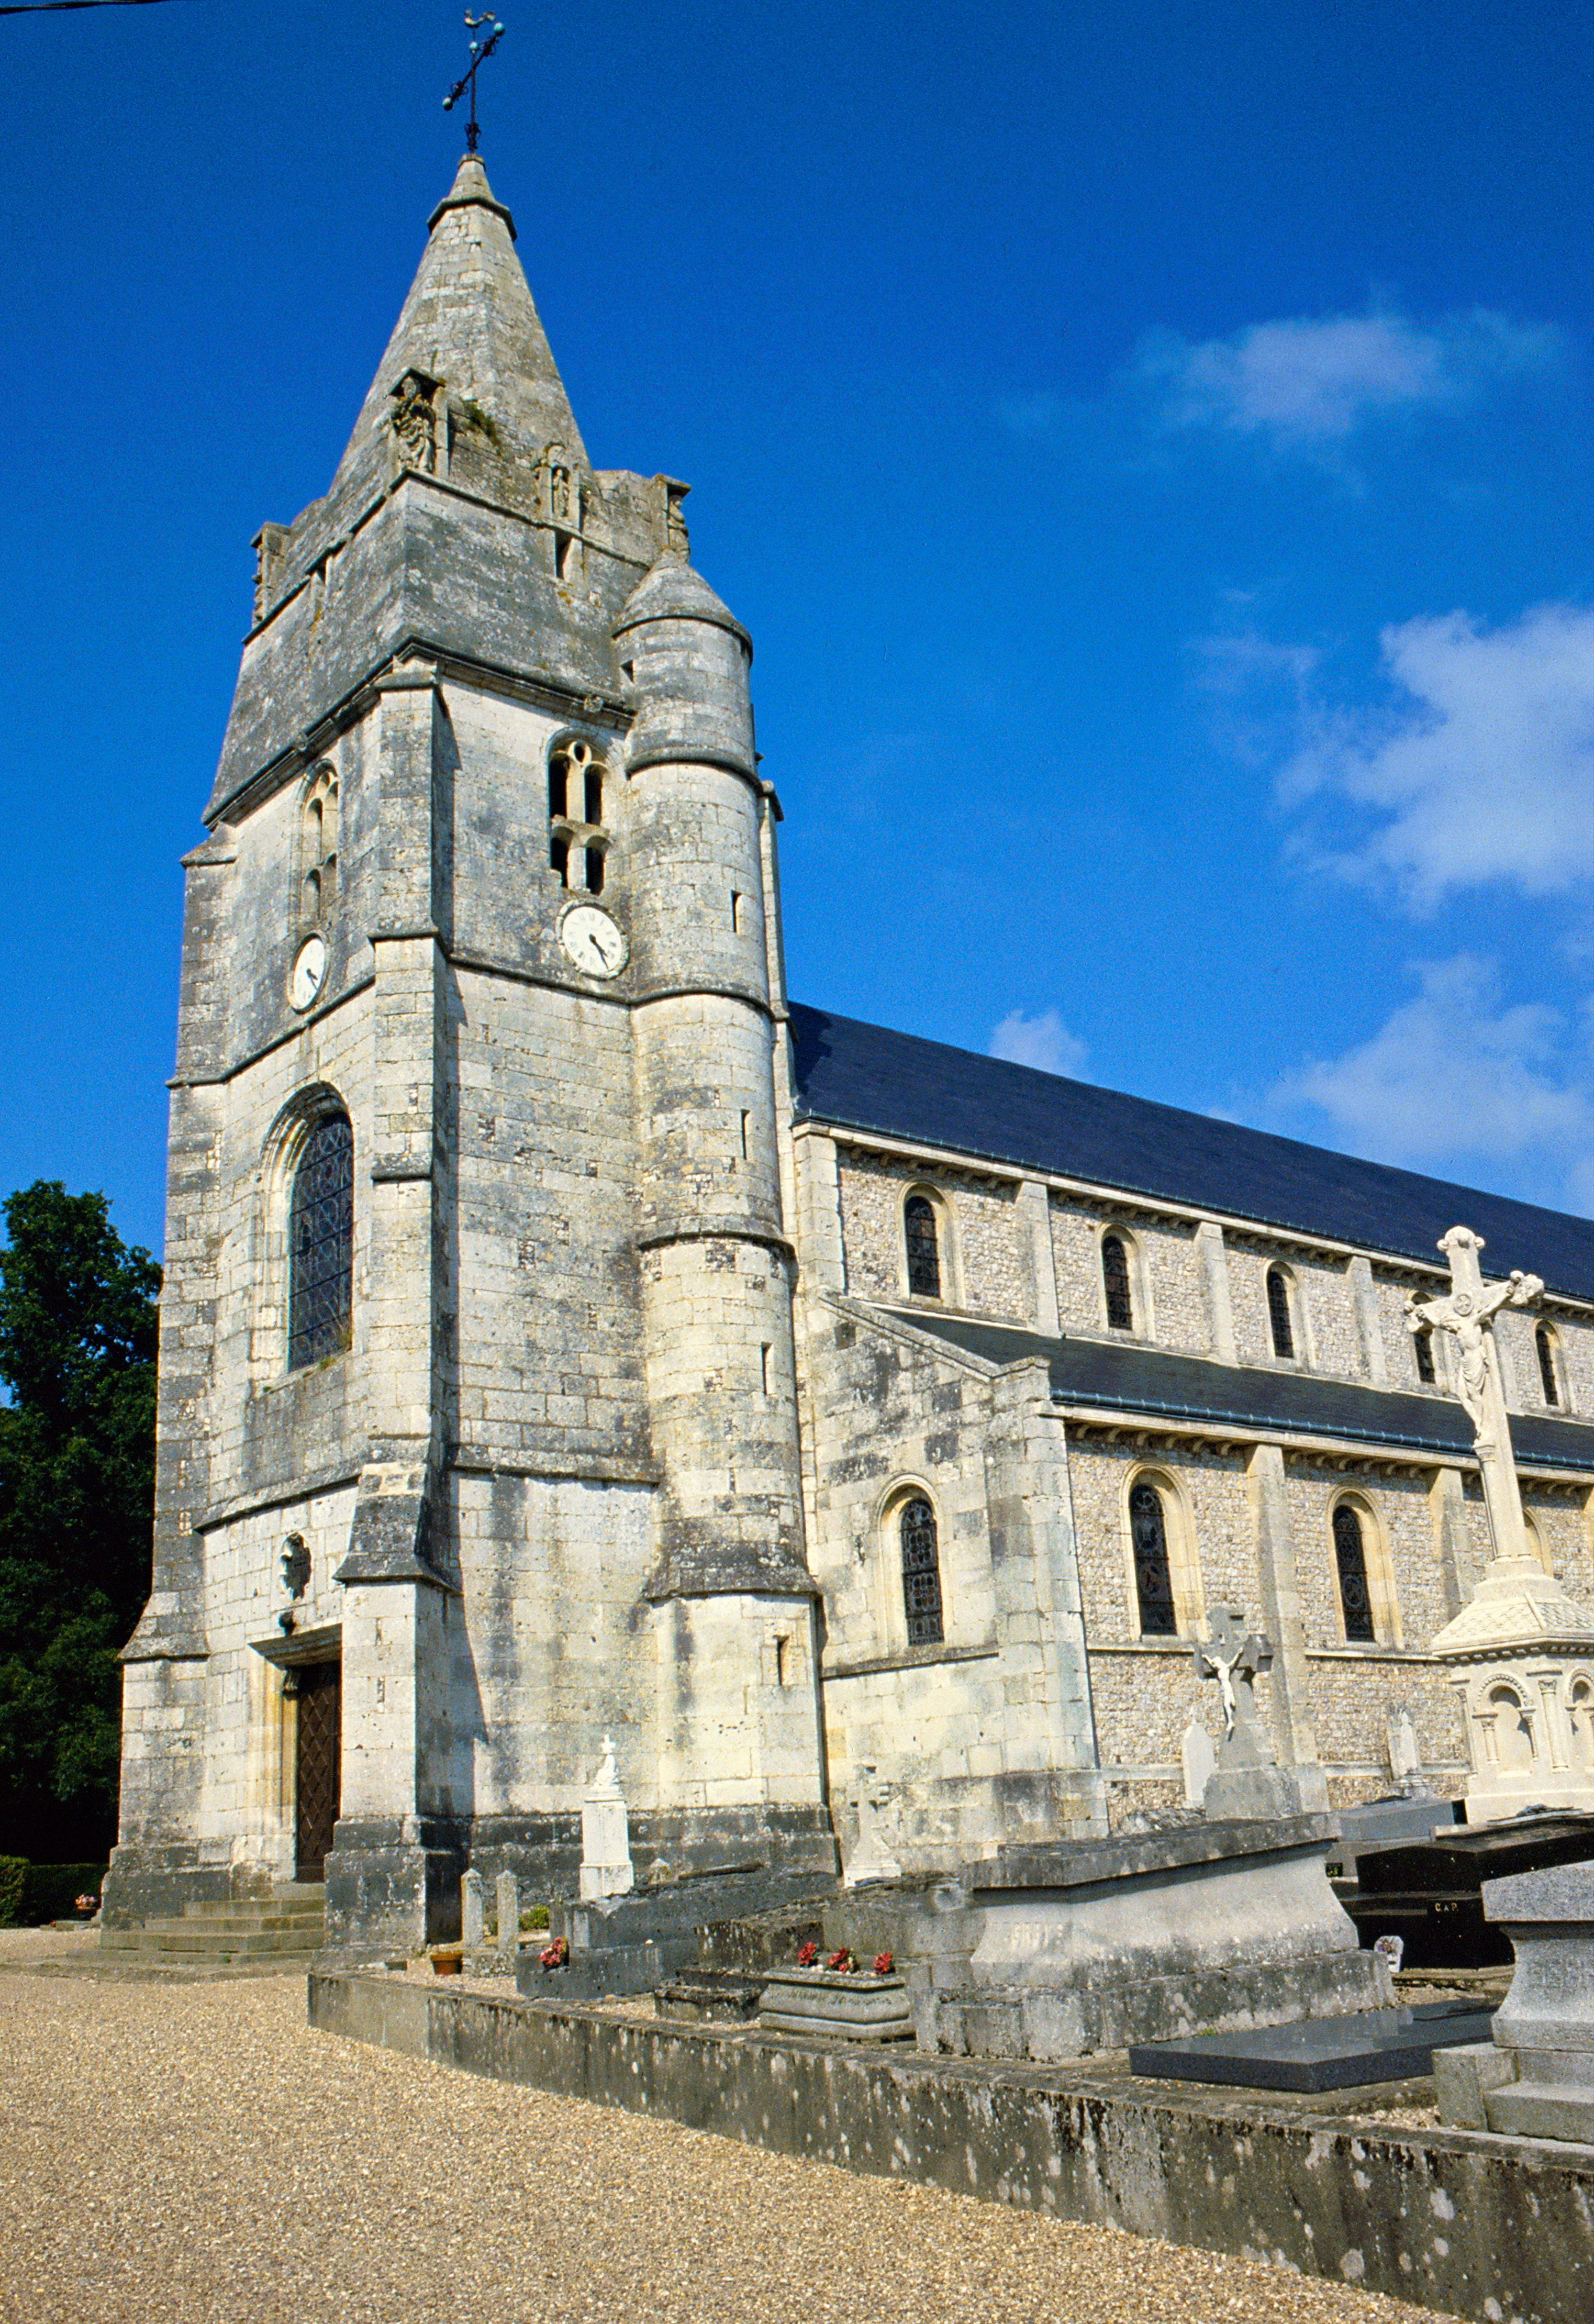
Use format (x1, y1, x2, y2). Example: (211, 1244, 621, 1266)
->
(0, 1184, 160, 1859)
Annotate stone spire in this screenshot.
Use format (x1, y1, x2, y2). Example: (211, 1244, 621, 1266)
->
(324, 153, 589, 512)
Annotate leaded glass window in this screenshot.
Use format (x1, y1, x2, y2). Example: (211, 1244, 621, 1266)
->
(288, 1113, 353, 1370)
(1130, 1480, 1176, 1636)
(1537, 1324, 1561, 1408)
(1266, 1266, 1295, 1359)
(905, 1195, 941, 1299)
(1414, 1326, 1436, 1384)
(900, 1497, 944, 1645)
(1102, 1233, 1133, 1331)
(1333, 1503, 1376, 1643)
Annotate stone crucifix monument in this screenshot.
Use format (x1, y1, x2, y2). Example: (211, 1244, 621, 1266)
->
(1194, 1607, 1311, 1820)
(1418, 1227, 1594, 1821)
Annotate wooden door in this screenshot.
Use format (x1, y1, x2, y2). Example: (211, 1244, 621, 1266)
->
(294, 1661, 341, 1882)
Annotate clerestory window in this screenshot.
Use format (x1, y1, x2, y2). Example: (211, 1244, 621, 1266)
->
(1536, 1324, 1562, 1409)
(1266, 1265, 1296, 1360)
(904, 1195, 941, 1299)
(1101, 1233, 1134, 1331)
(288, 1113, 354, 1370)
(1413, 1325, 1437, 1384)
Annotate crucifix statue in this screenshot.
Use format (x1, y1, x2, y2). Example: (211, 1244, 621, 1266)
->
(443, 12, 507, 155)
(1406, 1226, 1543, 1566)
(1194, 1607, 1275, 1760)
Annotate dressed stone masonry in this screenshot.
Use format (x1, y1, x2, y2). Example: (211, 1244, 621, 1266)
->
(106, 154, 1594, 1969)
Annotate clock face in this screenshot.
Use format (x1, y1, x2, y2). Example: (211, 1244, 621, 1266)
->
(559, 904, 628, 979)
(290, 933, 328, 1012)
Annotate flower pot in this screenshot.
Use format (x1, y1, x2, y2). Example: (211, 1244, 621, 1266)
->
(430, 1950, 463, 1977)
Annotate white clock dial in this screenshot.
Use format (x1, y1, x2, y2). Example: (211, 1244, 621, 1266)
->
(559, 904, 628, 979)
(290, 933, 328, 1012)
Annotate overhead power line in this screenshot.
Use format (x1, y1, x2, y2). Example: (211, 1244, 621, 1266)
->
(0, 1, 176, 15)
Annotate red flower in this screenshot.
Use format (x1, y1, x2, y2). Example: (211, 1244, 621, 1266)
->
(539, 1936, 569, 1970)
(796, 1940, 818, 1966)
(827, 1948, 855, 1973)
(873, 1950, 894, 1976)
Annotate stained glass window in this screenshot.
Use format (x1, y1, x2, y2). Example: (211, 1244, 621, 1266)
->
(1333, 1503, 1376, 1643)
(1130, 1480, 1176, 1636)
(1414, 1326, 1436, 1384)
(1266, 1266, 1295, 1360)
(900, 1497, 944, 1645)
(1102, 1233, 1133, 1331)
(905, 1195, 941, 1299)
(1537, 1325, 1561, 1408)
(289, 1113, 353, 1370)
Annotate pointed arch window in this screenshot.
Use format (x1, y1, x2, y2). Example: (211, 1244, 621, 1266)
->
(1332, 1502, 1376, 1643)
(288, 1113, 354, 1370)
(899, 1497, 944, 1645)
(1536, 1324, 1562, 1408)
(1266, 1265, 1296, 1360)
(1101, 1233, 1134, 1331)
(1413, 1325, 1437, 1384)
(904, 1195, 941, 1299)
(1129, 1480, 1177, 1636)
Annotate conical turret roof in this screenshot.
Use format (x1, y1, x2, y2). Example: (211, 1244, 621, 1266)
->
(327, 153, 588, 506)
(615, 554, 751, 650)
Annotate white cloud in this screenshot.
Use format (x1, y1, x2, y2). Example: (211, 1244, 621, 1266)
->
(1283, 603, 1594, 908)
(1262, 955, 1594, 1210)
(1140, 308, 1557, 447)
(989, 1009, 1089, 1078)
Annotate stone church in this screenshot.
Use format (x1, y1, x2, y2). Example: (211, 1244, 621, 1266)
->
(104, 155, 1594, 1956)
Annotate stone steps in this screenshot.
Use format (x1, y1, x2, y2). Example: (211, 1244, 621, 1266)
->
(97, 1889, 325, 1974)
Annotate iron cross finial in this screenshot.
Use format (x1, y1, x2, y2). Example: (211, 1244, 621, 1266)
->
(444, 12, 507, 155)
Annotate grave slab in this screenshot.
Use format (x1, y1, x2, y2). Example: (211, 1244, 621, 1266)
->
(1128, 1999, 1497, 2092)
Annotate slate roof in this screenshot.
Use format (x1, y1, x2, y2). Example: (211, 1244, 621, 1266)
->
(885, 1307, 1594, 1474)
(789, 1004, 1594, 1303)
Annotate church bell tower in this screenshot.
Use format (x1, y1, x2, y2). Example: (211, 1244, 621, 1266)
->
(105, 155, 834, 1956)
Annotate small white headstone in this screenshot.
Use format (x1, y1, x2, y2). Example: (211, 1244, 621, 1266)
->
(579, 1734, 634, 1901)
(495, 1869, 519, 1953)
(461, 1867, 485, 1949)
(1181, 1719, 1218, 1809)
(1387, 1709, 1423, 1790)
(845, 1765, 902, 1887)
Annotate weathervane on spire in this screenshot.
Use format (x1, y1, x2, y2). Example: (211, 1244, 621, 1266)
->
(444, 12, 507, 154)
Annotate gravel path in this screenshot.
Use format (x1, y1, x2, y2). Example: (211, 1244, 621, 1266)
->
(0, 1969, 1454, 2324)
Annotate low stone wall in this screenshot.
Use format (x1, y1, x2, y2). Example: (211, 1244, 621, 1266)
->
(310, 1972, 1594, 2322)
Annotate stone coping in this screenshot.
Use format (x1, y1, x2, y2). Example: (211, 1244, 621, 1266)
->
(311, 1969, 1594, 2324)
(962, 1812, 1339, 1895)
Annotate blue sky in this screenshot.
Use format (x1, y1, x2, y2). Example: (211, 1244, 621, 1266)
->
(2, 0, 1590, 1258)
